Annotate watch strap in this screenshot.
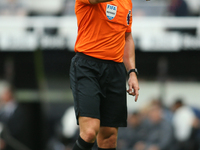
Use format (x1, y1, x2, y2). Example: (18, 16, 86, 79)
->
(128, 68, 138, 76)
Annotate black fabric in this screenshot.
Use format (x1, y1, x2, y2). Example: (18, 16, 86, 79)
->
(73, 136, 94, 150)
(98, 148, 116, 150)
(76, 52, 119, 64)
(73, 143, 83, 150)
(70, 53, 127, 127)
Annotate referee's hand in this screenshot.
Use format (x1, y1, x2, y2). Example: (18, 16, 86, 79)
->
(127, 72, 140, 102)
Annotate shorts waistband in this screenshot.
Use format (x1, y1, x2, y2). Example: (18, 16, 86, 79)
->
(76, 52, 122, 64)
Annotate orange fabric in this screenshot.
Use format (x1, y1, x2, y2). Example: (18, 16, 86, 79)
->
(75, 0, 132, 62)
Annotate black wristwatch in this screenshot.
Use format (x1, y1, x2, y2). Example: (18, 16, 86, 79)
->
(128, 68, 138, 76)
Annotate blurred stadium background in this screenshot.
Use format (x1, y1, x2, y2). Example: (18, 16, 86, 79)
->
(0, 0, 200, 150)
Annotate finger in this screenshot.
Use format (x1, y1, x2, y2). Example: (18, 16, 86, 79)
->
(128, 84, 133, 94)
(127, 89, 136, 96)
(130, 92, 136, 96)
(135, 94, 139, 102)
(134, 90, 139, 102)
(126, 89, 134, 95)
(131, 91, 136, 96)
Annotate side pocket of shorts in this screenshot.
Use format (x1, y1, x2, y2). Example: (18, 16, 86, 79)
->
(69, 56, 77, 89)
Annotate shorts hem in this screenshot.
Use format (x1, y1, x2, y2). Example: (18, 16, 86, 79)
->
(100, 122, 127, 127)
(76, 113, 100, 125)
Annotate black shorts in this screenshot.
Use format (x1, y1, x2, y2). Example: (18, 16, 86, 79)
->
(69, 52, 127, 127)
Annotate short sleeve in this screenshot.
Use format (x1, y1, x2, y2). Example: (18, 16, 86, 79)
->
(126, 6, 132, 32)
(77, 0, 91, 4)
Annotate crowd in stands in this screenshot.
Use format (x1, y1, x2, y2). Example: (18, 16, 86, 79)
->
(0, 0, 28, 16)
(0, 0, 199, 17)
(52, 97, 200, 150)
(117, 99, 200, 150)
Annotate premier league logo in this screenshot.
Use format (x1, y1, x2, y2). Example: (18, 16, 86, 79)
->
(127, 10, 131, 25)
(106, 4, 117, 20)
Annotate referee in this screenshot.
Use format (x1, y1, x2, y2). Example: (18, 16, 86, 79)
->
(69, 0, 140, 149)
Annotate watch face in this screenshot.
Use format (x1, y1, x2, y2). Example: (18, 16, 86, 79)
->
(135, 68, 138, 73)
(133, 68, 138, 75)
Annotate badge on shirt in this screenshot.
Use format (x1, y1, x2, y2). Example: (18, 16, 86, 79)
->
(127, 10, 131, 25)
(106, 4, 117, 20)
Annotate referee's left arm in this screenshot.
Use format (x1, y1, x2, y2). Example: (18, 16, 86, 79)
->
(123, 32, 140, 102)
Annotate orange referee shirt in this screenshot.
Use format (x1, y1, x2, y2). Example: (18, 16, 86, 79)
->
(74, 0, 133, 62)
